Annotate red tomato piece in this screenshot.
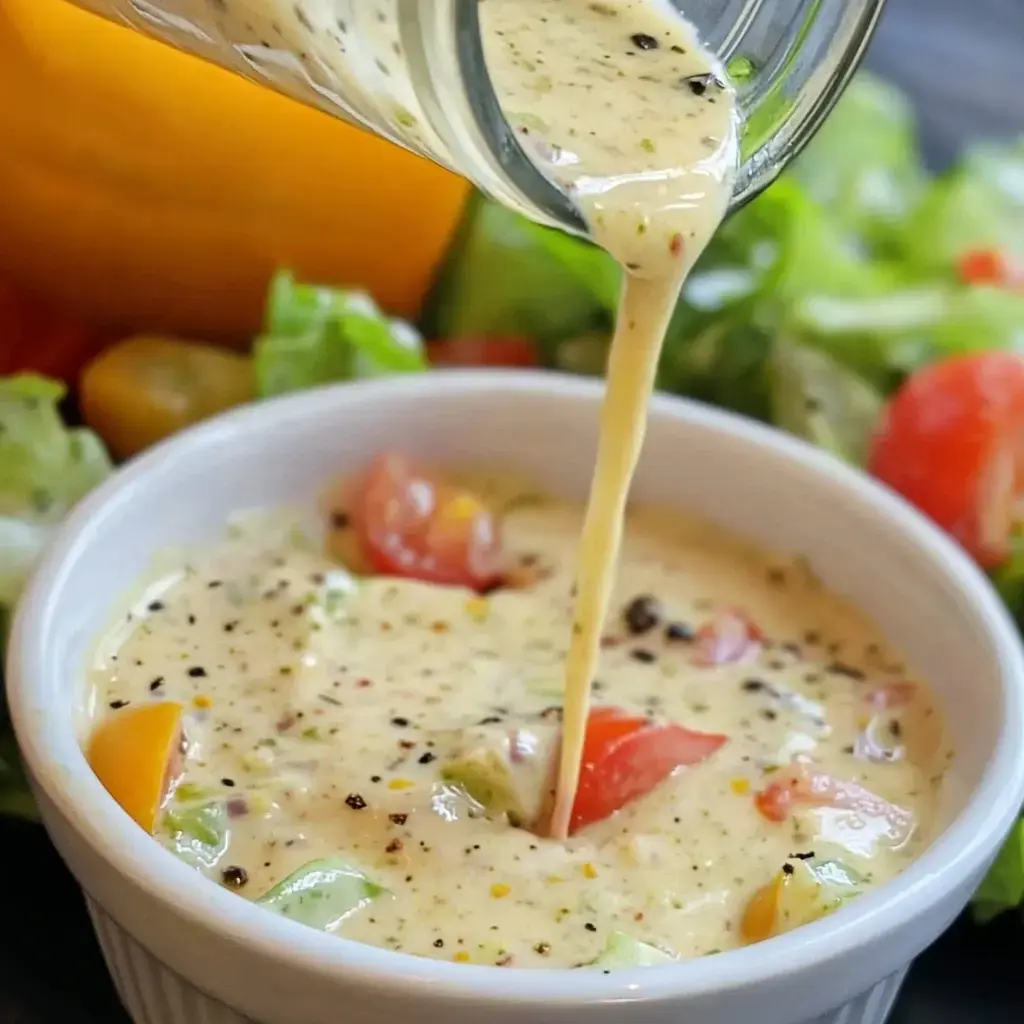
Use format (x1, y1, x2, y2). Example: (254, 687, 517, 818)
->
(569, 707, 727, 833)
(957, 249, 1024, 291)
(754, 781, 792, 823)
(351, 452, 503, 592)
(427, 335, 540, 369)
(867, 352, 1024, 569)
(754, 764, 914, 843)
(692, 609, 764, 666)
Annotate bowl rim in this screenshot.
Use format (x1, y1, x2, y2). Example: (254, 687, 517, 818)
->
(8, 369, 1024, 1006)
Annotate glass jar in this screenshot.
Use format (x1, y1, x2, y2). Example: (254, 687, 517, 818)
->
(67, 0, 886, 238)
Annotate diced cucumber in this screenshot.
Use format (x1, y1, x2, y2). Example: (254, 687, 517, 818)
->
(162, 802, 228, 869)
(441, 748, 529, 826)
(587, 931, 676, 970)
(256, 858, 385, 932)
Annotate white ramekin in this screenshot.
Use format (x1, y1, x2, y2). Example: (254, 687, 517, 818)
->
(8, 371, 1024, 1024)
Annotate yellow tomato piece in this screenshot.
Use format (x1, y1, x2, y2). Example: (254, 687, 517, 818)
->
(87, 701, 184, 833)
(80, 336, 254, 459)
(740, 876, 781, 945)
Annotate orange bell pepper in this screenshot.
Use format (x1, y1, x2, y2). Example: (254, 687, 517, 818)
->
(0, 0, 470, 346)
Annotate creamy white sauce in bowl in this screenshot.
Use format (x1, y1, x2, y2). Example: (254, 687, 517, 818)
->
(8, 374, 1024, 1024)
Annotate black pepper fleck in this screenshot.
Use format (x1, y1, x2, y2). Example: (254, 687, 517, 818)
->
(624, 595, 661, 635)
(389, 813, 408, 825)
(108, 699, 130, 710)
(630, 648, 657, 664)
(391, 716, 410, 728)
(665, 621, 695, 642)
(418, 752, 437, 765)
(345, 794, 368, 810)
(683, 72, 722, 96)
(827, 662, 865, 680)
(584, 922, 598, 932)
(221, 865, 249, 888)
(149, 677, 164, 692)
(188, 666, 207, 678)
(630, 32, 659, 50)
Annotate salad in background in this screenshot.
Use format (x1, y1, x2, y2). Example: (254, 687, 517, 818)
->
(2, 73, 1024, 919)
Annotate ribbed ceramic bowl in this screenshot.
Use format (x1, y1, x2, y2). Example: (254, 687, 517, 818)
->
(8, 372, 1024, 1024)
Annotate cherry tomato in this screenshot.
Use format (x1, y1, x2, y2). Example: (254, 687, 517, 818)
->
(80, 336, 254, 460)
(568, 707, 727, 833)
(351, 452, 503, 591)
(753, 765, 913, 842)
(692, 609, 764, 666)
(957, 249, 1024, 290)
(427, 335, 540, 369)
(867, 352, 1024, 568)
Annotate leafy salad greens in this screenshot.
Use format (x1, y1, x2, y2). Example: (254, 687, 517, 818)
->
(2, 72, 1024, 920)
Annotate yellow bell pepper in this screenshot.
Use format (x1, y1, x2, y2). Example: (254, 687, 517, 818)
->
(0, 0, 470, 343)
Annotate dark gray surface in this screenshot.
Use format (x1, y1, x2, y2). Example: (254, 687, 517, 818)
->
(2, 1, 1023, 1022)
(865, 0, 1024, 167)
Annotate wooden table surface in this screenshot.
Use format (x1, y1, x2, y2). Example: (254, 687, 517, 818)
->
(2, 0, 1023, 1020)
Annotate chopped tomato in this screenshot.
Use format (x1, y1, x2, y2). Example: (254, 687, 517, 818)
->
(568, 706, 727, 833)
(351, 452, 503, 592)
(754, 781, 793, 823)
(957, 249, 1024, 291)
(865, 682, 917, 710)
(427, 335, 540, 369)
(740, 877, 782, 944)
(867, 352, 1024, 569)
(86, 702, 185, 833)
(753, 764, 914, 843)
(692, 609, 764, 666)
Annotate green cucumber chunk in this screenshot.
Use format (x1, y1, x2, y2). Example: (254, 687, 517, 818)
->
(256, 858, 385, 932)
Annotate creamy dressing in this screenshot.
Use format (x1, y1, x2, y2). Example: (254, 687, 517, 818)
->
(88, 490, 948, 968)
(479, 0, 738, 835)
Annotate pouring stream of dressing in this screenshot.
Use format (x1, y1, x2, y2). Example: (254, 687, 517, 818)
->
(480, 0, 740, 838)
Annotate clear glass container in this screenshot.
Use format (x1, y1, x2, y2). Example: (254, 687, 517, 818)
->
(68, 0, 886, 239)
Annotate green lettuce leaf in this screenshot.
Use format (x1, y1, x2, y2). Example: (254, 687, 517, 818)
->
(0, 375, 112, 605)
(0, 375, 111, 824)
(791, 74, 925, 248)
(255, 270, 427, 397)
(903, 140, 1024, 276)
(769, 337, 884, 464)
(973, 821, 1024, 924)
(422, 194, 609, 360)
